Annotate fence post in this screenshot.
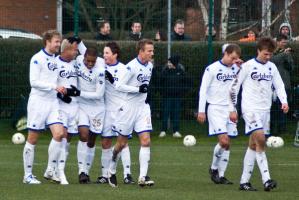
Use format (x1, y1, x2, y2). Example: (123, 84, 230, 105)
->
(208, 0, 214, 64)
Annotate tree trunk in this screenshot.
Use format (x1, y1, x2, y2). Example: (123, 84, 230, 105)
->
(220, 0, 229, 40)
(79, 0, 95, 34)
(262, 0, 272, 36)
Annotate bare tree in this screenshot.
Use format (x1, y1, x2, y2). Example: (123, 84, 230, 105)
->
(220, 0, 229, 40)
(261, 0, 272, 36)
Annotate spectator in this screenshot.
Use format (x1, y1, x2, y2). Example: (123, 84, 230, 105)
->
(270, 34, 294, 134)
(127, 21, 143, 41)
(205, 25, 216, 41)
(171, 19, 192, 41)
(159, 55, 186, 138)
(277, 22, 294, 41)
(239, 30, 256, 42)
(95, 20, 113, 41)
(154, 30, 167, 42)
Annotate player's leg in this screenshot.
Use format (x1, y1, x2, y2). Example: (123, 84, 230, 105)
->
(56, 127, 68, 185)
(23, 130, 41, 184)
(85, 132, 97, 180)
(97, 137, 112, 184)
(77, 126, 89, 183)
(121, 142, 135, 184)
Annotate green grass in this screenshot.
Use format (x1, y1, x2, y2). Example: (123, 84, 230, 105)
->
(0, 120, 299, 200)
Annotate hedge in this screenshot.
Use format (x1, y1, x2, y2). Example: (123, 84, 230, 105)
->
(0, 39, 298, 119)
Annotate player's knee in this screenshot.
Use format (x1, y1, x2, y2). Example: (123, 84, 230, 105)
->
(87, 140, 95, 148)
(255, 134, 266, 146)
(101, 138, 112, 149)
(219, 135, 230, 149)
(140, 138, 151, 147)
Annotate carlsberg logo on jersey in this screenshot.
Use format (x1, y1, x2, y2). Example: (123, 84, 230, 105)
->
(216, 73, 236, 82)
(48, 62, 58, 71)
(137, 74, 151, 83)
(59, 70, 77, 79)
(251, 72, 273, 81)
(77, 71, 92, 82)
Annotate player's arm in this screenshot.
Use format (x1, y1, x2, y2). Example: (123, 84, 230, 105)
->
(228, 65, 247, 122)
(114, 66, 140, 93)
(272, 67, 289, 113)
(197, 67, 213, 124)
(29, 58, 57, 91)
(67, 36, 86, 55)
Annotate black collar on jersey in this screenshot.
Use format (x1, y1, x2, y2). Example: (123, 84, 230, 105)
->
(136, 57, 148, 66)
(254, 57, 267, 65)
(42, 48, 53, 57)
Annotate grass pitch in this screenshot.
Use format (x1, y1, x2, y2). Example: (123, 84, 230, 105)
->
(0, 120, 299, 200)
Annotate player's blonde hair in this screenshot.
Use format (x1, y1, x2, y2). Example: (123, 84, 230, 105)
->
(42, 29, 61, 46)
(60, 39, 72, 52)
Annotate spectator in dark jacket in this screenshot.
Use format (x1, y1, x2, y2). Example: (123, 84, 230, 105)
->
(159, 55, 187, 138)
(171, 19, 192, 41)
(271, 34, 295, 134)
(95, 20, 113, 41)
(127, 21, 143, 41)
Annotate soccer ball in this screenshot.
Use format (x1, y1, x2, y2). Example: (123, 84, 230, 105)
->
(183, 135, 196, 147)
(272, 136, 284, 148)
(266, 136, 276, 147)
(12, 133, 25, 144)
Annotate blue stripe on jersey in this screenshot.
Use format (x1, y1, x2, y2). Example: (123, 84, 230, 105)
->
(245, 127, 263, 135)
(42, 48, 53, 57)
(254, 58, 267, 65)
(136, 57, 148, 66)
(107, 61, 119, 66)
(27, 128, 45, 132)
(46, 122, 63, 126)
(136, 130, 152, 135)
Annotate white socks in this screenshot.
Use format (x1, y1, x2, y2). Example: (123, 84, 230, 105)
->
(211, 143, 224, 170)
(218, 150, 230, 177)
(58, 138, 67, 173)
(101, 147, 112, 178)
(46, 138, 62, 172)
(256, 151, 270, 184)
(139, 146, 150, 179)
(240, 147, 256, 184)
(86, 146, 95, 175)
(23, 141, 35, 177)
(121, 145, 131, 178)
(109, 146, 121, 175)
(77, 140, 87, 174)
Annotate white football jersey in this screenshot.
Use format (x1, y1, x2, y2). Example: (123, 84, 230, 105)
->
(75, 55, 105, 106)
(198, 60, 240, 113)
(56, 56, 78, 103)
(104, 61, 128, 111)
(29, 48, 59, 99)
(114, 57, 153, 104)
(229, 58, 287, 113)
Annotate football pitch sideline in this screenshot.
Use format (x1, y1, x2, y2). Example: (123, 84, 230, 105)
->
(1, 128, 299, 200)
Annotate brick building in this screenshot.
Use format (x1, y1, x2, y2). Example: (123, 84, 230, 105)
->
(0, 0, 57, 36)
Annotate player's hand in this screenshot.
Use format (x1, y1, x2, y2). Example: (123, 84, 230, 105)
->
(139, 84, 149, 93)
(281, 103, 289, 113)
(66, 85, 81, 96)
(67, 36, 81, 44)
(105, 70, 114, 84)
(197, 112, 206, 124)
(56, 86, 66, 94)
(229, 111, 238, 123)
(235, 58, 244, 68)
(57, 93, 72, 103)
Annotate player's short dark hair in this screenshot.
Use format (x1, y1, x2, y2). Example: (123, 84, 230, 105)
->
(42, 29, 61, 46)
(98, 20, 110, 29)
(225, 44, 241, 56)
(84, 47, 98, 57)
(276, 34, 288, 42)
(131, 21, 142, 27)
(136, 39, 154, 52)
(174, 19, 184, 27)
(257, 37, 276, 52)
(105, 42, 120, 58)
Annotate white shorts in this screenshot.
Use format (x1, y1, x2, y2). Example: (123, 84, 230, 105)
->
(60, 102, 79, 134)
(112, 103, 152, 137)
(102, 110, 117, 138)
(27, 95, 63, 131)
(207, 105, 238, 137)
(78, 103, 105, 134)
(242, 112, 270, 135)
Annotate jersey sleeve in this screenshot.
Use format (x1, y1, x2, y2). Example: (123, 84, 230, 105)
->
(29, 57, 57, 91)
(114, 65, 139, 93)
(198, 67, 213, 113)
(80, 69, 105, 99)
(272, 66, 288, 104)
(78, 41, 87, 55)
(228, 64, 247, 112)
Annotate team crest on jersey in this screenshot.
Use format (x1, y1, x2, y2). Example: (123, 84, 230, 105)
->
(216, 73, 236, 82)
(251, 72, 273, 81)
(99, 73, 104, 77)
(48, 62, 58, 71)
(59, 70, 77, 79)
(137, 74, 151, 83)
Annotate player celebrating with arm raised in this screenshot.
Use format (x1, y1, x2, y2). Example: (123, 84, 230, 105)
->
(107, 39, 154, 187)
(96, 42, 135, 184)
(23, 30, 65, 184)
(66, 47, 106, 184)
(197, 44, 242, 185)
(228, 37, 288, 191)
